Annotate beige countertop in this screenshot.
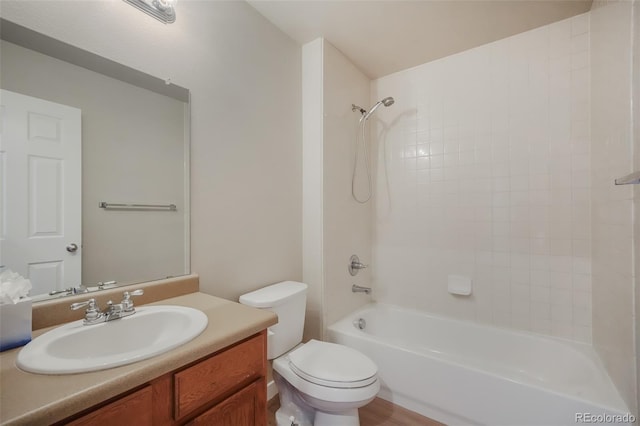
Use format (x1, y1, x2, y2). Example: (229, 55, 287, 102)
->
(0, 292, 277, 425)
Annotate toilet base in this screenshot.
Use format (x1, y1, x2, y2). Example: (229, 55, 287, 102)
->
(314, 408, 360, 426)
(276, 407, 359, 426)
(276, 408, 312, 426)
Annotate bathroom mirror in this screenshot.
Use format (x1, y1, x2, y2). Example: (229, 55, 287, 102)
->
(0, 20, 190, 301)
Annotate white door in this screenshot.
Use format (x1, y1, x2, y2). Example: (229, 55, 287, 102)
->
(0, 90, 82, 296)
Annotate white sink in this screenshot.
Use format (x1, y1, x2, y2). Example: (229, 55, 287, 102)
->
(17, 305, 208, 374)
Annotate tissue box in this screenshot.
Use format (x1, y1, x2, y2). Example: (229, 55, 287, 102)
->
(0, 298, 32, 351)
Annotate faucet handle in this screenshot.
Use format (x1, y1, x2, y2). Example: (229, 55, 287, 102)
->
(122, 289, 144, 311)
(348, 255, 369, 276)
(70, 298, 97, 311)
(70, 298, 102, 322)
(97, 280, 117, 290)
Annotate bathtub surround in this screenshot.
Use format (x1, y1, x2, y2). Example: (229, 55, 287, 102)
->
(0, 1, 303, 300)
(366, 4, 640, 416)
(591, 0, 638, 414)
(372, 13, 592, 343)
(302, 38, 373, 340)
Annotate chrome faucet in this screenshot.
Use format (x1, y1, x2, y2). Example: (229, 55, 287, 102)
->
(97, 280, 117, 290)
(70, 289, 144, 325)
(352, 284, 372, 294)
(104, 289, 144, 321)
(70, 298, 104, 325)
(348, 255, 368, 276)
(49, 285, 88, 296)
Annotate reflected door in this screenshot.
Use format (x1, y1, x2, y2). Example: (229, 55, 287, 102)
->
(0, 90, 81, 295)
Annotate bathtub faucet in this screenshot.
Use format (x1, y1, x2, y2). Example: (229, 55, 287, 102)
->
(352, 284, 371, 295)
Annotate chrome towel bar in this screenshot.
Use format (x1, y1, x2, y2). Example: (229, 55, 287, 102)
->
(99, 202, 177, 211)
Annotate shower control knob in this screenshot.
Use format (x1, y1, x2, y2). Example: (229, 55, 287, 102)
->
(348, 254, 368, 276)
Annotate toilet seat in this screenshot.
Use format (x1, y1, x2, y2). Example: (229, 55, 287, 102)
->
(273, 341, 380, 409)
(288, 340, 377, 389)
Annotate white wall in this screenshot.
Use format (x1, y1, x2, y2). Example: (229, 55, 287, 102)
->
(372, 14, 592, 342)
(0, 1, 302, 300)
(302, 38, 372, 339)
(591, 0, 638, 414)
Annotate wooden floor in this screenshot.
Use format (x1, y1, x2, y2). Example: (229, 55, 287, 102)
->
(268, 396, 444, 426)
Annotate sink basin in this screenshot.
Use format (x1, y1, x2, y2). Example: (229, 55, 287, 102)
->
(17, 305, 208, 374)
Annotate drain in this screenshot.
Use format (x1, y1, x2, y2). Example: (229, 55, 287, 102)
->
(353, 318, 366, 330)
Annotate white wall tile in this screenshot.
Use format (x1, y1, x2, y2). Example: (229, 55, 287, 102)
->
(591, 1, 637, 412)
(373, 14, 591, 342)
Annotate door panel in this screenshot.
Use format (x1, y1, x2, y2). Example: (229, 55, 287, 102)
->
(0, 90, 81, 295)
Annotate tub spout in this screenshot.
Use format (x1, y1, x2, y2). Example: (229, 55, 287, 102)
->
(352, 284, 371, 294)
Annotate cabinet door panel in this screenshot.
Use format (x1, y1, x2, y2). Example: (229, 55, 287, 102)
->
(66, 386, 153, 426)
(174, 334, 264, 419)
(187, 382, 257, 426)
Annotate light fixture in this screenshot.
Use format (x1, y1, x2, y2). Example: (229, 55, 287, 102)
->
(123, 0, 177, 24)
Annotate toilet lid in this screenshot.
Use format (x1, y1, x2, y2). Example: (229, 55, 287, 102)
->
(288, 340, 378, 389)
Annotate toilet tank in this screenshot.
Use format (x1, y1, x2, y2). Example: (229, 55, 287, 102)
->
(239, 281, 307, 360)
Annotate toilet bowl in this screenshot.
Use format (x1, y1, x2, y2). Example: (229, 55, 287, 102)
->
(239, 282, 380, 425)
(273, 340, 379, 426)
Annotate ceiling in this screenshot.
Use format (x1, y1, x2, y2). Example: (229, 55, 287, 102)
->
(248, 0, 593, 79)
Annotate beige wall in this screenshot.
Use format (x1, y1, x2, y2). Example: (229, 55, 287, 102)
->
(591, 0, 637, 414)
(322, 40, 372, 329)
(302, 38, 372, 339)
(0, 1, 302, 300)
(302, 38, 324, 341)
(1, 41, 187, 288)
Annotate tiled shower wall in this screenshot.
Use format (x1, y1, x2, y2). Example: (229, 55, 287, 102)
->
(591, 0, 637, 413)
(372, 14, 592, 342)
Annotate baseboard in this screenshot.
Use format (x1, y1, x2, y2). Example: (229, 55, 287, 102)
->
(267, 379, 278, 401)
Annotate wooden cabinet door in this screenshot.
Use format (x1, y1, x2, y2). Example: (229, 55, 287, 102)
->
(66, 386, 153, 426)
(174, 333, 264, 420)
(187, 381, 259, 426)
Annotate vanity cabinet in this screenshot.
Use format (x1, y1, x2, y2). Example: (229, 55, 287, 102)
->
(59, 331, 267, 426)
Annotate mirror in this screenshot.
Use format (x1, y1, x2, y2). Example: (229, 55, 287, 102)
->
(0, 20, 190, 301)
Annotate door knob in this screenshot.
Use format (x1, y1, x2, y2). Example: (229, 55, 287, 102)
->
(66, 243, 79, 253)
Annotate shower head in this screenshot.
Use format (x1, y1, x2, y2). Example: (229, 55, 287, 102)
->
(381, 97, 395, 107)
(362, 96, 395, 121)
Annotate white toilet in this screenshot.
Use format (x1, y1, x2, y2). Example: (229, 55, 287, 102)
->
(240, 281, 379, 426)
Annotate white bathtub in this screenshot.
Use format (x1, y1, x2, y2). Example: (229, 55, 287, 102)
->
(328, 303, 631, 426)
